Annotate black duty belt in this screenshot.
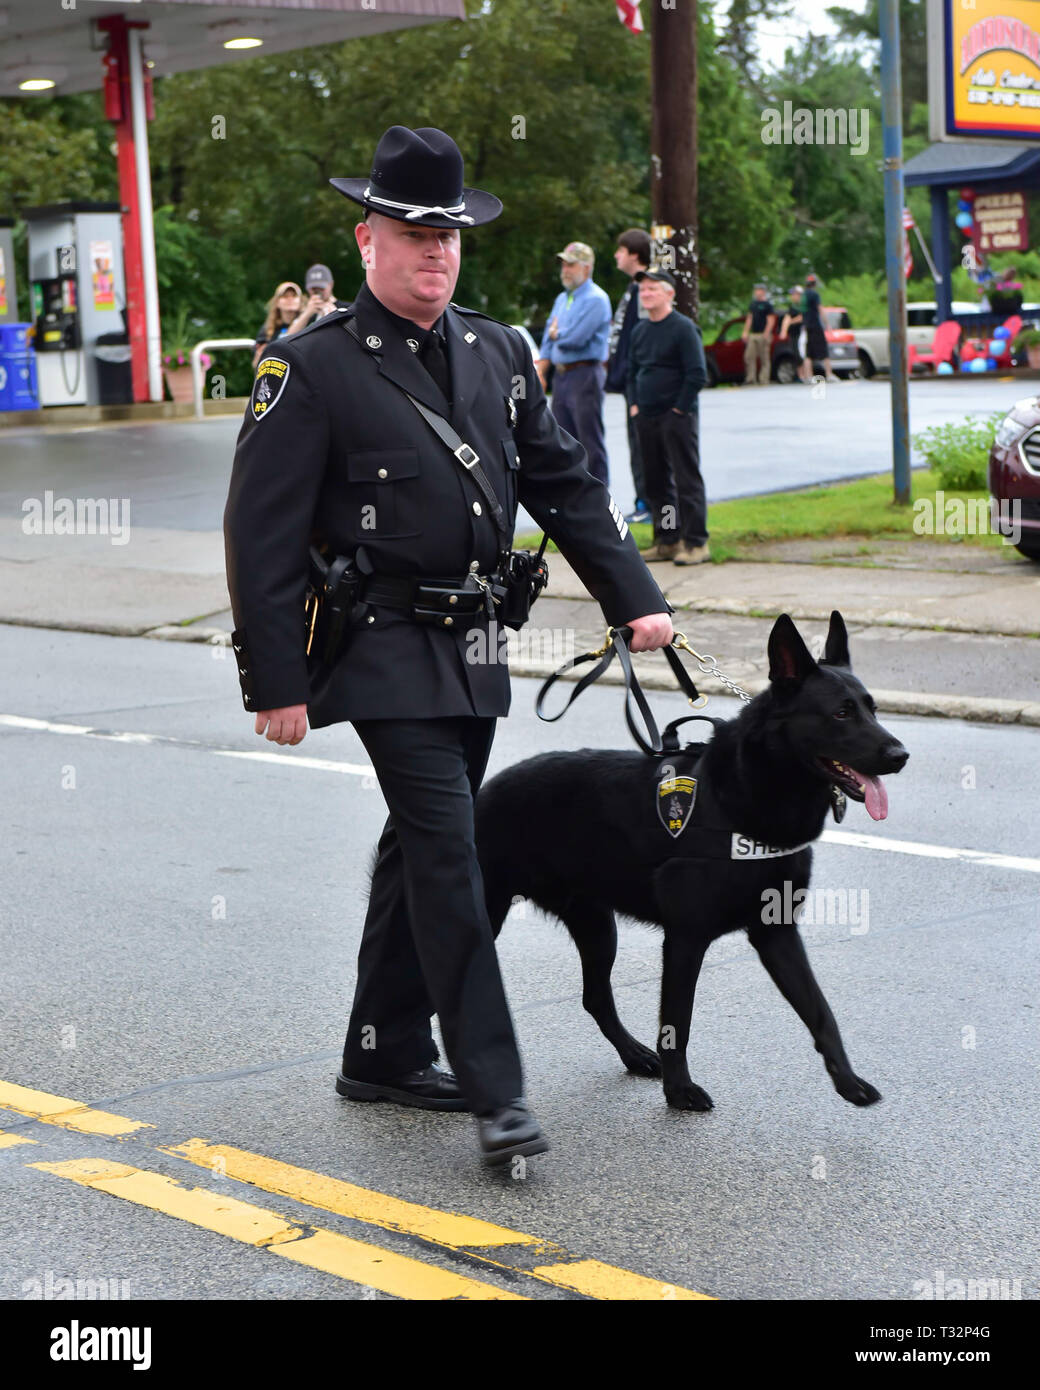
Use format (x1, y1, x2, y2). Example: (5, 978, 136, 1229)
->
(361, 571, 505, 625)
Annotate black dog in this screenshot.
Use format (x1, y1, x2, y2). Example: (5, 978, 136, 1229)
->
(475, 611, 908, 1110)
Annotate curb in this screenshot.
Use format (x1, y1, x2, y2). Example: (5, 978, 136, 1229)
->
(508, 660, 1040, 728)
(2, 618, 1035, 727)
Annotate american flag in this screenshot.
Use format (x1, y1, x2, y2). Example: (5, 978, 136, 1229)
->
(617, 0, 643, 34)
(902, 207, 914, 279)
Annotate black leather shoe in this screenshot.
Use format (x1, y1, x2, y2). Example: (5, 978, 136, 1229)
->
(476, 1099, 549, 1165)
(335, 1063, 469, 1111)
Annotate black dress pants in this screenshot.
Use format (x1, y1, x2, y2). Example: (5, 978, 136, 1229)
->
(342, 715, 523, 1115)
(637, 407, 709, 547)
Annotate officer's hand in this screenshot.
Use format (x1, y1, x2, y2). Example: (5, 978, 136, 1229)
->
(624, 613, 673, 652)
(629, 404, 639, 417)
(255, 705, 308, 746)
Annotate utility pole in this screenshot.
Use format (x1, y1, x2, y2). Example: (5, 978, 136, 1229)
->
(650, 0, 698, 321)
(880, 0, 911, 505)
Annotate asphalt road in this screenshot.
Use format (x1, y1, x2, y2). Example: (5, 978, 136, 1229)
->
(0, 623, 1037, 1301)
(0, 375, 1023, 538)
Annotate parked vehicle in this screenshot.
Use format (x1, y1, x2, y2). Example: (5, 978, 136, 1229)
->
(855, 301, 988, 376)
(988, 396, 1040, 560)
(704, 306, 857, 385)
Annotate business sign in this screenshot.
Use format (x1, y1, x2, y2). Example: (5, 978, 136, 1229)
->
(972, 190, 1029, 249)
(929, 0, 1040, 141)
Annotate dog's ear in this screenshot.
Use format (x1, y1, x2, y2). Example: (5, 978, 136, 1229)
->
(823, 610, 851, 667)
(768, 614, 817, 685)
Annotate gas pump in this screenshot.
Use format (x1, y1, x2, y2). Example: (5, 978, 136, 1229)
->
(24, 203, 125, 407)
(31, 246, 84, 401)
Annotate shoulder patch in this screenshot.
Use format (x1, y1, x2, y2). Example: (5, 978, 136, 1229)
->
(251, 357, 290, 421)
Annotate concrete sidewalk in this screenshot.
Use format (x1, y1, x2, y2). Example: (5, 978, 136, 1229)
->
(0, 514, 1037, 724)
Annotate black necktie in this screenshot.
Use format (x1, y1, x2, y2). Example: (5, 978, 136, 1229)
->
(421, 330, 452, 404)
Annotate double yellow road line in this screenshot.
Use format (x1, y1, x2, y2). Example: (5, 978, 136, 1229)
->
(0, 1079, 712, 1301)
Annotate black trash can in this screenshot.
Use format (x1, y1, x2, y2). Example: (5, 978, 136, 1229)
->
(94, 333, 134, 405)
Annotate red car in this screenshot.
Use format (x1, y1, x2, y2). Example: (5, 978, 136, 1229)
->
(988, 398, 1040, 561)
(704, 307, 858, 385)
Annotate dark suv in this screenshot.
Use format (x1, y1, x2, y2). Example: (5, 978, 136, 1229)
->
(988, 397, 1040, 560)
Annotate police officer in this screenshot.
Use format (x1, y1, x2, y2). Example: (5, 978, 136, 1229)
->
(224, 126, 673, 1166)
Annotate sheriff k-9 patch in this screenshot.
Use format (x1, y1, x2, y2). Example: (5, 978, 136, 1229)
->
(656, 772, 697, 838)
(251, 357, 290, 421)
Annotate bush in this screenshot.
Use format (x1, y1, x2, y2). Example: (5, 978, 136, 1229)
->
(911, 413, 1003, 490)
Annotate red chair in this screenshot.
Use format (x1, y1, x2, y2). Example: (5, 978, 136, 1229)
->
(907, 320, 962, 373)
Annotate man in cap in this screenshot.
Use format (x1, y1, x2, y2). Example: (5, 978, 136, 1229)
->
(224, 127, 673, 1167)
(740, 283, 776, 386)
(627, 269, 709, 564)
(536, 242, 613, 485)
(288, 263, 350, 336)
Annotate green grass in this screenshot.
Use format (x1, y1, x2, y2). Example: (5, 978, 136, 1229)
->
(515, 470, 1007, 562)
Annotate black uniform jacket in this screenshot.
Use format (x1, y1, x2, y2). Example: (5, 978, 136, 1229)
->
(223, 285, 670, 726)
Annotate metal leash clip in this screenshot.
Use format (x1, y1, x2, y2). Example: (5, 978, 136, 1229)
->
(672, 631, 753, 705)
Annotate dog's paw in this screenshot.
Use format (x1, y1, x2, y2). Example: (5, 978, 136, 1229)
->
(837, 1074, 882, 1107)
(664, 1082, 714, 1111)
(621, 1042, 662, 1077)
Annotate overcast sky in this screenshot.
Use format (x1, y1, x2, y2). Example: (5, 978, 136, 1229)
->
(732, 0, 870, 72)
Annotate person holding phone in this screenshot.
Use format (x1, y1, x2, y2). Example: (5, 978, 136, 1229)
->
(287, 264, 350, 337)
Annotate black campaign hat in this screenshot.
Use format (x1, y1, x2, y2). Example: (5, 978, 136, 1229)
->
(329, 126, 502, 228)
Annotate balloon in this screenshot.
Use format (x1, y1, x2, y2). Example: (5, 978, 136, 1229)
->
(988, 340, 1004, 356)
(955, 211, 973, 229)
(958, 200, 972, 213)
(971, 358, 988, 372)
(960, 361, 973, 372)
(985, 358, 998, 370)
(960, 188, 975, 201)
(994, 325, 1010, 339)
(937, 361, 954, 375)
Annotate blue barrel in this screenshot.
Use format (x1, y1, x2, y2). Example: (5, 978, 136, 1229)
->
(0, 323, 40, 411)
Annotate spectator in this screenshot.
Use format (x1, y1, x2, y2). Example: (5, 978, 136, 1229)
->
(287, 263, 351, 337)
(780, 285, 805, 380)
(627, 269, 710, 565)
(741, 282, 776, 385)
(799, 272, 838, 383)
(537, 242, 612, 485)
(252, 281, 303, 368)
(607, 228, 653, 523)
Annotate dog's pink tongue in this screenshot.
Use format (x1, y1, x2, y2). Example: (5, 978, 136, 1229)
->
(855, 770, 888, 821)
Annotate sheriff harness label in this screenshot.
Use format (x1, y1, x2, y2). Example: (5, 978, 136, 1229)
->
(251, 357, 290, 421)
(730, 834, 812, 860)
(657, 774, 697, 838)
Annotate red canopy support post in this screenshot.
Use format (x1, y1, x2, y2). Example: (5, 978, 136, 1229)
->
(99, 14, 155, 403)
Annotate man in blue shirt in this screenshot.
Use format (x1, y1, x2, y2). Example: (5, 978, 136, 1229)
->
(537, 241, 612, 484)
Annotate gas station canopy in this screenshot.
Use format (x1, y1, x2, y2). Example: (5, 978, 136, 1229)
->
(0, 0, 465, 97)
(2, 0, 466, 407)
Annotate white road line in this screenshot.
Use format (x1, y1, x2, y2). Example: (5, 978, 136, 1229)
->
(821, 829, 1040, 875)
(3, 711, 1037, 874)
(0, 712, 374, 778)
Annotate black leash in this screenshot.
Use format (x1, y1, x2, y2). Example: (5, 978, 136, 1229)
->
(535, 625, 723, 757)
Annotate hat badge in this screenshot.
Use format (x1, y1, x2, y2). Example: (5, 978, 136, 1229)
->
(365, 335, 382, 350)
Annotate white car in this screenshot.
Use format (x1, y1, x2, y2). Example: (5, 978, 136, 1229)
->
(853, 301, 979, 376)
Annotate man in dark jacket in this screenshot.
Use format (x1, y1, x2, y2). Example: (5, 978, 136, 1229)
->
(627, 270, 710, 565)
(224, 127, 672, 1167)
(606, 229, 652, 523)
